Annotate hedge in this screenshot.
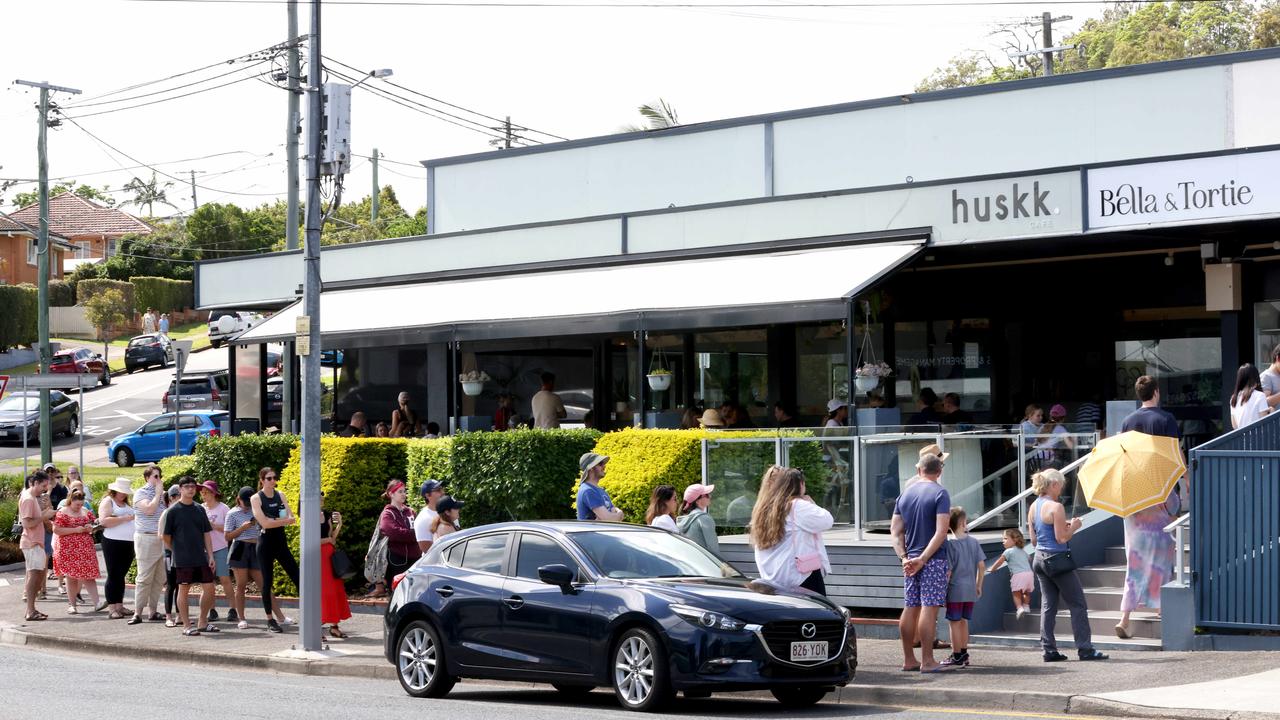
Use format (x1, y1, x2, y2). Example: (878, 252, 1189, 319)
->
(587, 429, 827, 528)
(451, 429, 602, 526)
(190, 433, 299, 501)
(405, 437, 452, 504)
(130, 275, 193, 314)
(77, 278, 135, 313)
(0, 285, 37, 349)
(275, 437, 409, 595)
(49, 279, 75, 307)
(157, 454, 198, 481)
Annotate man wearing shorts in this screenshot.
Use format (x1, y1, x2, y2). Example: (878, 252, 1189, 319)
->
(162, 477, 217, 636)
(891, 454, 951, 673)
(19, 471, 55, 621)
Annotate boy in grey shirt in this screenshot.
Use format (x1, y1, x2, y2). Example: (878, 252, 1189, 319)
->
(943, 506, 986, 667)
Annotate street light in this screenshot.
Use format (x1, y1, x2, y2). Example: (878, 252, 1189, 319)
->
(350, 68, 393, 90)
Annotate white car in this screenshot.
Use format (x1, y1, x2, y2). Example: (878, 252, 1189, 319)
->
(207, 310, 262, 348)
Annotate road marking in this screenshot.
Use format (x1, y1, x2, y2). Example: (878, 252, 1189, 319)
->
(85, 426, 121, 437)
(108, 409, 145, 422)
(879, 707, 1101, 720)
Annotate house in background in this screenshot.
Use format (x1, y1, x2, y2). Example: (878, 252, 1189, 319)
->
(0, 211, 75, 285)
(9, 192, 152, 270)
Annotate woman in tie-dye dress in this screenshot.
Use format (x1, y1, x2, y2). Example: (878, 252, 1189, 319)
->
(1115, 493, 1179, 639)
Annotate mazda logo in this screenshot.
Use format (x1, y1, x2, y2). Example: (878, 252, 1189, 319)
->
(800, 623, 817, 639)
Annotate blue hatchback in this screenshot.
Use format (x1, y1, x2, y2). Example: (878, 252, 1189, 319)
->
(108, 410, 226, 467)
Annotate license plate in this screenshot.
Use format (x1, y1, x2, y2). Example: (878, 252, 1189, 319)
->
(790, 641, 828, 662)
(182, 402, 198, 408)
(0, 430, 8, 438)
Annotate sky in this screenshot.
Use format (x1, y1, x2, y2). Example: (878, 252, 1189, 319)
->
(1, 0, 1095, 217)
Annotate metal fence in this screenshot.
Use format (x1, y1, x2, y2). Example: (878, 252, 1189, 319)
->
(1191, 410, 1280, 631)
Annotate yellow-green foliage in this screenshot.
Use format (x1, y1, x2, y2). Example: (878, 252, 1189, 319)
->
(587, 428, 826, 525)
(274, 437, 408, 595)
(405, 437, 453, 508)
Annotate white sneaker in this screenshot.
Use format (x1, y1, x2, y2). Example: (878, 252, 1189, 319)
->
(237, 620, 250, 630)
(1016, 606, 1028, 619)
(281, 616, 296, 626)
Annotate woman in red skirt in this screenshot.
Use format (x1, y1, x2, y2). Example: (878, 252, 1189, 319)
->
(320, 499, 351, 638)
(52, 490, 100, 614)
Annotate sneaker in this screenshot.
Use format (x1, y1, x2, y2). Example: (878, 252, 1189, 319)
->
(280, 615, 296, 626)
(226, 608, 239, 623)
(1078, 649, 1110, 661)
(1043, 651, 1069, 663)
(267, 619, 283, 633)
(208, 608, 219, 622)
(940, 653, 965, 668)
(237, 620, 250, 630)
(1016, 606, 1028, 620)
(958, 650, 971, 667)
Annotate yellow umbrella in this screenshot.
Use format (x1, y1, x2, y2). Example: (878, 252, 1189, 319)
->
(1076, 431, 1186, 517)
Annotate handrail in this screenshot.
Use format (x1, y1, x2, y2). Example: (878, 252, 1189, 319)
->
(1163, 512, 1191, 586)
(969, 454, 1089, 531)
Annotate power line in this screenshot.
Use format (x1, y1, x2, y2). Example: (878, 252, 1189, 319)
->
(325, 68, 518, 144)
(0, 149, 280, 186)
(68, 41, 298, 105)
(60, 69, 269, 120)
(325, 66, 515, 139)
(114, 0, 1232, 7)
(67, 63, 268, 109)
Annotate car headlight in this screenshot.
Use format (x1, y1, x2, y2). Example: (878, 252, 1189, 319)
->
(671, 604, 747, 632)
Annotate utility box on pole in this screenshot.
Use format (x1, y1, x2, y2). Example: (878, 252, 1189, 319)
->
(321, 82, 351, 176)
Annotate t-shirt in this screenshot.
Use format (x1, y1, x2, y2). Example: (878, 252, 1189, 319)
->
(18, 490, 44, 550)
(576, 482, 616, 520)
(945, 535, 984, 603)
(132, 483, 166, 534)
(531, 389, 566, 429)
(1262, 366, 1280, 399)
(893, 481, 950, 558)
(650, 515, 678, 532)
(1231, 389, 1269, 429)
(1121, 406, 1180, 439)
(1001, 545, 1032, 575)
(162, 501, 213, 569)
(414, 507, 439, 544)
(203, 502, 230, 552)
(224, 507, 259, 542)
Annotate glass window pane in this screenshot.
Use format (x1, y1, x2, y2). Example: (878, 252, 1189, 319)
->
(515, 534, 576, 580)
(894, 319, 993, 423)
(694, 329, 768, 427)
(461, 533, 508, 574)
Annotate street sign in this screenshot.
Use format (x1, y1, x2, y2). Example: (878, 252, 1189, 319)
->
(296, 335, 311, 356)
(173, 339, 194, 373)
(0, 375, 8, 397)
(4, 374, 99, 389)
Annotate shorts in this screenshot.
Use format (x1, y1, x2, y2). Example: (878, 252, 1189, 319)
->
(1010, 570, 1035, 594)
(903, 555, 948, 607)
(175, 565, 215, 585)
(228, 542, 259, 571)
(212, 547, 229, 577)
(945, 601, 975, 621)
(23, 546, 47, 573)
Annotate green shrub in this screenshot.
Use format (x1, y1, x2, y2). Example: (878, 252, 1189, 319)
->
(275, 437, 409, 595)
(191, 433, 299, 501)
(588, 429, 826, 527)
(405, 437, 453, 507)
(0, 285, 37, 349)
(447, 429, 602, 527)
(157, 454, 198, 480)
(0, 498, 18, 542)
(48, 279, 75, 307)
(76, 278, 135, 312)
(130, 276, 193, 314)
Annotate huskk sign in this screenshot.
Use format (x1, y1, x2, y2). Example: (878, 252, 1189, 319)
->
(1088, 149, 1280, 230)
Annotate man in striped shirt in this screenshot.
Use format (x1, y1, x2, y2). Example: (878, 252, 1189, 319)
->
(129, 465, 168, 625)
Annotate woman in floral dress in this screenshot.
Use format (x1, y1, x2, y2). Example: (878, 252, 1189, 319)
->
(52, 490, 101, 614)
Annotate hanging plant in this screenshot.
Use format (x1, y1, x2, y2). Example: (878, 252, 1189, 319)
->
(458, 370, 490, 397)
(646, 343, 673, 392)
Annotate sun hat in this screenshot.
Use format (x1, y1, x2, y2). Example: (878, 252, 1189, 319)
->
(579, 452, 609, 480)
(199, 480, 221, 496)
(437, 496, 465, 514)
(419, 479, 445, 497)
(1050, 403, 1068, 418)
(107, 478, 133, 496)
(917, 443, 951, 463)
(697, 409, 725, 427)
(682, 483, 715, 509)
(826, 399, 848, 413)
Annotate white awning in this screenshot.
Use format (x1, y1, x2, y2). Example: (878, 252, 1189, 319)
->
(236, 241, 922, 345)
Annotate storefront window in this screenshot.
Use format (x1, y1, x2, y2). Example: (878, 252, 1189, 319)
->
(894, 319, 992, 421)
(1255, 301, 1280, 369)
(1114, 337, 1222, 444)
(694, 329, 768, 426)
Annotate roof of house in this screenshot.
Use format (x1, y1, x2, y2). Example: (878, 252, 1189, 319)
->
(9, 192, 152, 237)
(0, 211, 74, 249)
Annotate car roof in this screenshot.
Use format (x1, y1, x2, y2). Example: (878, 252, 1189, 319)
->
(450, 521, 665, 536)
(156, 410, 226, 418)
(131, 334, 158, 340)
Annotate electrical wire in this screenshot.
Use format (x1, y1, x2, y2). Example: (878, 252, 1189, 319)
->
(68, 63, 269, 109)
(325, 66, 519, 140)
(324, 68, 517, 144)
(68, 40, 298, 105)
(0, 149, 280, 186)
(114, 0, 1234, 7)
(60, 70, 268, 120)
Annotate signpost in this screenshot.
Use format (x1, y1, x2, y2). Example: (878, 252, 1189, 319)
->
(172, 340, 194, 459)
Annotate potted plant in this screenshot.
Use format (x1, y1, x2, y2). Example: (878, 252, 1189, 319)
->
(458, 370, 490, 397)
(646, 346, 674, 392)
(854, 361, 893, 393)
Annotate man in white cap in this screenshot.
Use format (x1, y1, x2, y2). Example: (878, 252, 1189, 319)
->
(576, 453, 622, 521)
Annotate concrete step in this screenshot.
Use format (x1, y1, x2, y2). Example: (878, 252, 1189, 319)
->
(1076, 564, 1127, 587)
(970, 630, 1163, 652)
(1002, 609, 1161, 639)
(1080, 587, 1125, 611)
(1104, 546, 1126, 564)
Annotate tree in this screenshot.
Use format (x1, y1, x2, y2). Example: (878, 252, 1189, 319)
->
(11, 182, 115, 209)
(123, 172, 175, 217)
(918, 1, 1278, 91)
(83, 288, 130, 359)
(186, 202, 280, 257)
(619, 99, 681, 132)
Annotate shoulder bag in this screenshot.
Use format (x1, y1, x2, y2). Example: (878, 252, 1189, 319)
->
(1039, 550, 1076, 577)
(792, 504, 824, 574)
(331, 547, 358, 580)
(364, 523, 389, 585)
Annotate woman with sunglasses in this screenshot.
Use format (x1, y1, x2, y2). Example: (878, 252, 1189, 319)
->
(676, 483, 719, 555)
(250, 467, 299, 634)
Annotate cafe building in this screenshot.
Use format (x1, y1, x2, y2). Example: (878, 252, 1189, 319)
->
(200, 48, 1280, 450)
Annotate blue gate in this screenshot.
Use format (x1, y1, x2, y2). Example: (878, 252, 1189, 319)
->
(1190, 411, 1280, 630)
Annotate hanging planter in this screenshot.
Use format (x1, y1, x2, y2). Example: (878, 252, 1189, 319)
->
(852, 301, 892, 399)
(458, 370, 490, 397)
(647, 344, 673, 392)
(855, 375, 880, 394)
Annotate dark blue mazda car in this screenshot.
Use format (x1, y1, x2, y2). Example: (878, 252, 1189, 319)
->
(384, 522, 856, 711)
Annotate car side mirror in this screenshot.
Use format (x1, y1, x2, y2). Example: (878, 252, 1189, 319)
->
(538, 564, 576, 593)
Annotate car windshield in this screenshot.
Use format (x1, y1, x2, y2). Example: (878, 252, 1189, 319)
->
(573, 531, 743, 580)
(0, 396, 36, 412)
(129, 336, 155, 347)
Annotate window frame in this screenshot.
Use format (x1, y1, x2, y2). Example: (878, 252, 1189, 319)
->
(513, 531, 582, 582)
(141, 416, 175, 434)
(457, 532, 512, 577)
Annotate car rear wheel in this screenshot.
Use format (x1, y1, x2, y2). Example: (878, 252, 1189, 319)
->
(397, 620, 455, 699)
(64, 415, 78, 439)
(114, 447, 134, 467)
(770, 687, 829, 708)
(100, 366, 111, 386)
(612, 628, 672, 712)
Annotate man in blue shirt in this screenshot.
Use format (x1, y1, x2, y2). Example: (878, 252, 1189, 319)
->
(575, 453, 623, 521)
(891, 454, 951, 673)
(1120, 375, 1179, 439)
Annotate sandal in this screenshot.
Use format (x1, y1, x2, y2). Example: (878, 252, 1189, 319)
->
(1114, 624, 1132, 639)
(182, 627, 202, 636)
(203, 624, 221, 633)
(164, 618, 178, 628)
(109, 611, 125, 620)
(25, 611, 48, 622)
(66, 607, 78, 615)
(329, 625, 346, 639)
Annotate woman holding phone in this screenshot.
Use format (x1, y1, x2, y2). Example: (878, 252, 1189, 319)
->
(52, 490, 101, 614)
(251, 467, 299, 634)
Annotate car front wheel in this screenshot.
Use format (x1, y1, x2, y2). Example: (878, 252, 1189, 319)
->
(770, 687, 829, 708)
(65, 415, 78, 439)
(612, 627, 672, 712)
(397, 620, 455, 699)
(114, 446, 134, 467)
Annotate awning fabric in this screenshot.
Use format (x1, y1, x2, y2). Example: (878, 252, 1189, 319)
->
(235, 241, 922, 345)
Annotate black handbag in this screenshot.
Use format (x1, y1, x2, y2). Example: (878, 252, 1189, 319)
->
(330, 548, 358, 580)
(1040, 550, 1077, 577)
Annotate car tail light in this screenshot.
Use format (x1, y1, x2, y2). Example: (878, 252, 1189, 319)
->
(162, 391, 169, 409)
(392, 572, 406, 591)
(211, 388, 221, 402)
(209, 428, 220, 437)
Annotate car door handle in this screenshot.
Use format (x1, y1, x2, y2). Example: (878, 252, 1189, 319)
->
(503, 595, 524, 610)
(435, 585, 454, 598)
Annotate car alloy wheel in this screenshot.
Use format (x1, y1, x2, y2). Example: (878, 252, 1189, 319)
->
(612, 628, 671, 711)
(100, 366, 111, 386)
(65, 415, 78, 438)
(396, 620, 454, 699)
(114, 447, 134, 467)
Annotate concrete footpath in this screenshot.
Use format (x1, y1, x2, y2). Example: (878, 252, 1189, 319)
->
(0, 563, 1277, 719)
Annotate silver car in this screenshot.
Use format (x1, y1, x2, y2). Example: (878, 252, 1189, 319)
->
(162, 371, 230, 412)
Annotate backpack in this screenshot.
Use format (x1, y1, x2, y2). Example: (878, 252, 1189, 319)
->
(363, 524, 389, 585)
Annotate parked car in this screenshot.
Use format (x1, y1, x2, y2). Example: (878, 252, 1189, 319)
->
(49, 347, 110, 388)
(108, 410, 226, 467)
(208, 310, 262, 349)
(0, 391, 80, 443)
(124, 333, 174, 373)
(384, 522, 856, 711)
(162, 371, 229, 412)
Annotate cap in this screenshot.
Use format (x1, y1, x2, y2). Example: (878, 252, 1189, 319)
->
(436, 496, 465, 514)
(1050, 403, 1068, 418)
(167, 484, 182, 497)
(683, 483, 715, 508)
(42, 462, 58, 472)
(917, 443, 951, 463)
(420, 480, 445, 497)
(237, 486, 255, 504)
(579, 452, 609, 476)
(827, 399, 848, 413)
